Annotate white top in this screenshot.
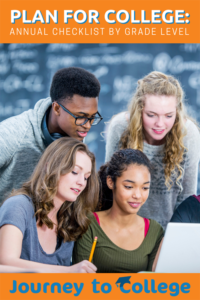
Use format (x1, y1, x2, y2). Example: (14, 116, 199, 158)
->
(105, 112, 200, 229)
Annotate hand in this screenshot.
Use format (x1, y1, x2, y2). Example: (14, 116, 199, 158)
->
(69, 260, 97, 273)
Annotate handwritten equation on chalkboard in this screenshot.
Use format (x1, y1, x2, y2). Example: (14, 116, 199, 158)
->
(0, 43, 200, 190)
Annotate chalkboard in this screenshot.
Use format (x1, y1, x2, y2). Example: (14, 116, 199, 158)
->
(0, 43, 200, 192)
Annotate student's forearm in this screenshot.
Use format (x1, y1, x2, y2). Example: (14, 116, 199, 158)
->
(0, 257, 96, 273)
(0, 257, 71, 273)
(0, 264, 36, 273)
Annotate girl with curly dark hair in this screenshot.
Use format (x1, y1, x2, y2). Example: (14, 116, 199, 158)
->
(73, 148, 164, 273)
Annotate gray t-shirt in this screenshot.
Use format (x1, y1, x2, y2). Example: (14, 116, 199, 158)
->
(0, 195, 74, 266)
(105, 112, 200, 229)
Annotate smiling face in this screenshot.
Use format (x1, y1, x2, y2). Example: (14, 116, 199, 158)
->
(54, 151, 92, 206)
(108, 164, 151, 215)
(142, 94, 177, 145)
(53, 94, 98, 141)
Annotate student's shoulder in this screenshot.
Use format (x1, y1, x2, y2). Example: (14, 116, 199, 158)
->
(0, 97, 50, 137)
(185, 119, 200, 139)
(107, 112, 129, 139)
(183, 119, 200, 158)
(0, 110, 31, 152)
(87, 212, 104, 230)
(0, 195, 34, 234)
(110, 111, 129, 126)
(176, 195, 199, 211)
(76, 213, 100, 243)
(1, 195, 34, 217)
(171, 195, 200, 223)
(149, 219, 164, 234)
(0, 109, 30, 131)
(88, 212, 100, 224)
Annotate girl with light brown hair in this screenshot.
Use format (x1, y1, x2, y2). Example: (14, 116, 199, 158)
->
(0, 137, 99, 273)
(105, 71, 200, 229)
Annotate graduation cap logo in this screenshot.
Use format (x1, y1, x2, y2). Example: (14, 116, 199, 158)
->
(116, 276, 131, 289)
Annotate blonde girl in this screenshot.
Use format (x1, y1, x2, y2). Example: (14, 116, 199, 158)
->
(105, 71, 200, 229)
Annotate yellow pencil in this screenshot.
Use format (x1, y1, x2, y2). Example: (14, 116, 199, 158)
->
(89, 236, 98, 262)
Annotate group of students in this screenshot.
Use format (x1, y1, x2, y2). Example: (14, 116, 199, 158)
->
(0, 67, 199, 273)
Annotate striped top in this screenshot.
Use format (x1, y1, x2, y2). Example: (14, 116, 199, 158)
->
(73, 214, 164, 273)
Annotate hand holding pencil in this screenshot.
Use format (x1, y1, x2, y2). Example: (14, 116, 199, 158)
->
(69, 236, 98, 273)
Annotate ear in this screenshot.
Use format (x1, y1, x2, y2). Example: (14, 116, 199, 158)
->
(106, 176, 114, 190)
(52, 102, 61, 116)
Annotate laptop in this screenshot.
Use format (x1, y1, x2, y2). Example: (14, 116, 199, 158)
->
(155, 223, 200, 273)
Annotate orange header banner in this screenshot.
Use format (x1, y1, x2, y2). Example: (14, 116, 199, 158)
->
(0, 0, 200, 43)
(0, 273, 200, 300)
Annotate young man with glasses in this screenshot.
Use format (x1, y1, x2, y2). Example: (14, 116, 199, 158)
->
(0, 67, 102, 203)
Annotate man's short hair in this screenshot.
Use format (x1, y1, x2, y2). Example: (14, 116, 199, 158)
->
(50, 67, 101, 103)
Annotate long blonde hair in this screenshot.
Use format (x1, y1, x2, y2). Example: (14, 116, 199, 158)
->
(120, 71, 189, 189)
(9, 137, 99, 242)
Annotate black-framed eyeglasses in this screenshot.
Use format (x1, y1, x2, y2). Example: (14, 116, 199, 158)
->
(58, 103, 103, 126)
